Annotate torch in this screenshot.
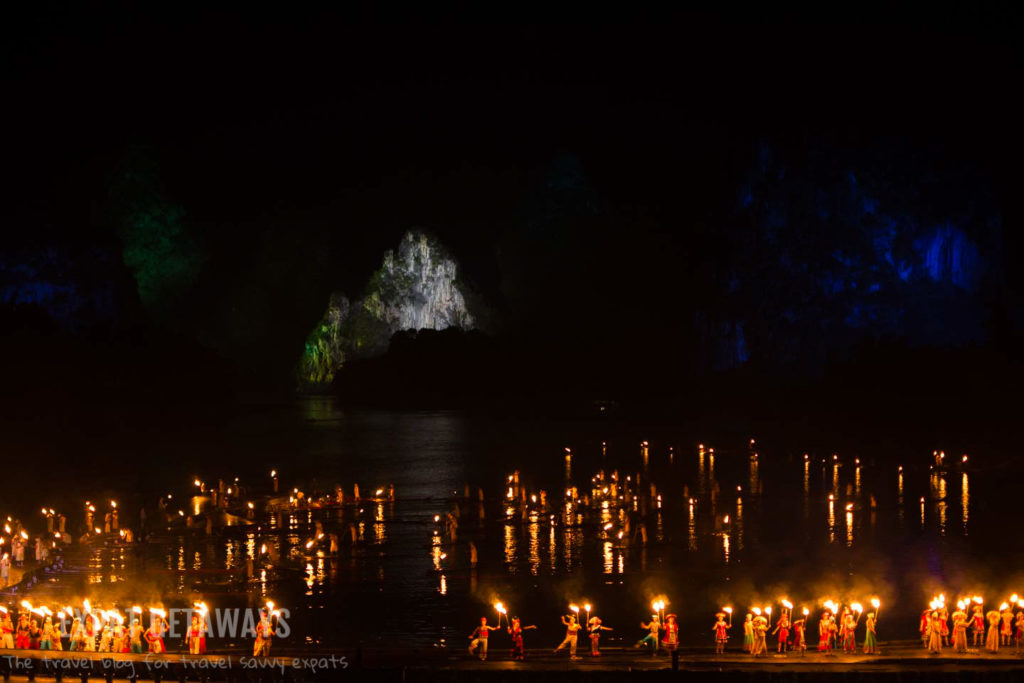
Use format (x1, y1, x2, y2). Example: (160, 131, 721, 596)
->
(723, 606, 733, 628)
(494, 601, 506, 627)
(765, 605, 772, 628)
(584, 603, 592, 624)
(871, 598, 880, 620)
(781, 599, 793, 619)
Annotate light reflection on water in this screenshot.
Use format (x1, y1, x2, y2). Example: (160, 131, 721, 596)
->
(19, 403, 1020, 651)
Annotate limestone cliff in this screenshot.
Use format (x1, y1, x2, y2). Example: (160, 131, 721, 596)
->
(298, 231, 475, 387)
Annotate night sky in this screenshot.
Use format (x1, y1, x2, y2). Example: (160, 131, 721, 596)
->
(2, 5, 1023, 412)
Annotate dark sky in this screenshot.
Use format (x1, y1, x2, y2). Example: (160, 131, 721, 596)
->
(6, 5, 1021, 235)
(3, 4, 1023, 373)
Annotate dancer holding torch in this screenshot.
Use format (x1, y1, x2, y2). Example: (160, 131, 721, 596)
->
(508, 616, 536, 660)
(554, 609, 582, 660)
(468, 617, 500, 660)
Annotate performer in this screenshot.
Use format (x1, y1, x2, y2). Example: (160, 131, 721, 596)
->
(927, 611, 943, 654)
(843, 611, 858, 652)
(83, 615, 95, 651)
(98, 623, 112, 652)
(752, 615, 768, 656)
(128, 619, 144, 654)
(145, 615, 166, 654)
(772, 611, 790, 653)
(663, 614, 679, 655)
(508, 616, 536, 660)
(742, 613, 754, 653)
(971, 605, 985, 647)
(939, 607, 950, 647)
(863, 611, 879, 654)
(39, 617, 57, 651)
(920, 609, 931, 648)
(791, 614, 807, 655)
(587, 616, 611, 657)
(111, 621, 126, 654)
(554, 613, 582, 660)
(986, 609, 1001, 653)
(188, 615, 206, 655)
(1000, 607, 1013, 646)
(15, 614, 30, 649)
(817, 612, 832, 652)
(28, 619, 40, 650)
(635, 614, 661, 654)
(1015, 609, 1024, 653)
(69, 618, 86, 652)
(0, 611, 13, 648)
(713, 612, 730, 655)
(254, 610, 274, 657)
(951, 607, 968, 653)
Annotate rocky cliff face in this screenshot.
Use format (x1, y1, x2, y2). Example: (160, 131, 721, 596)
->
(299, 231, 475, 387)
(695, 142, 1001, 371)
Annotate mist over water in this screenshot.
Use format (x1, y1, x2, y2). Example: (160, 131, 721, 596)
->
(4, 396, 1022, 651)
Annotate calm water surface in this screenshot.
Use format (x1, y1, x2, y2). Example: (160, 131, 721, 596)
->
(7, 396, 1022, 652)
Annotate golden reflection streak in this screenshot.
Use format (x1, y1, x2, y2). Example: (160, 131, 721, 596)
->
(504, 524, 518, 571)
(938, 475, 947, 536)
(827, 498, 835, 543)
(688, 499, 697, 551)
(961, 472, 969, 535)
(528, 512, 540, 576)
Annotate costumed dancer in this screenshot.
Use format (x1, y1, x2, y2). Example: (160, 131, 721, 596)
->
(254, 610, 274, 657)
(863, 611, 879, 654)
(15, 614, 30, 649)
(1000, 607, 1013, 646)
(817, 612, 832, 652)
(508, 616, 536, 660)
(791, 614, 807, 655)
(663, 614, 679, 656)
(99, 623, 112, 652)
(469, 617, 500, 660)
(951, 606, 967, 653)
(940, 608, 950, 647)
(772, 611, 790, 653)
(128, 619, 144, 654)
(40, 617, 56, 651)
(145, 614, 166, 654)
(69, 619, 86, 652)
(752, 615, 768, 656)
(0, 611, 13, 649)
(927, 611, 943, 654)
(971, 605, 985, 647)
(920, 609, 931, 648)
(1015, 609, 1024, 653)
(635, 614, 661, 654)
(83, 615, 95, 651)
(553, 613, 581, 660)
(188, 615, 205, 655)
(742, 614, 754, 653)
(985, 609, 1000, 653)
(28, 619, 40, 650)
(843, 610, 858, 652)
(111, 621, 125, 653)
(587, 616, 611, 656)
(713, 612, 730, 655)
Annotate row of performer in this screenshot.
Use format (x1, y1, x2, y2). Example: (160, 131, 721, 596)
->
(467, 608, 880, 661)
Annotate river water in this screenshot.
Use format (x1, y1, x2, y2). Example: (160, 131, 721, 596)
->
(5, 396, 1022, 653)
